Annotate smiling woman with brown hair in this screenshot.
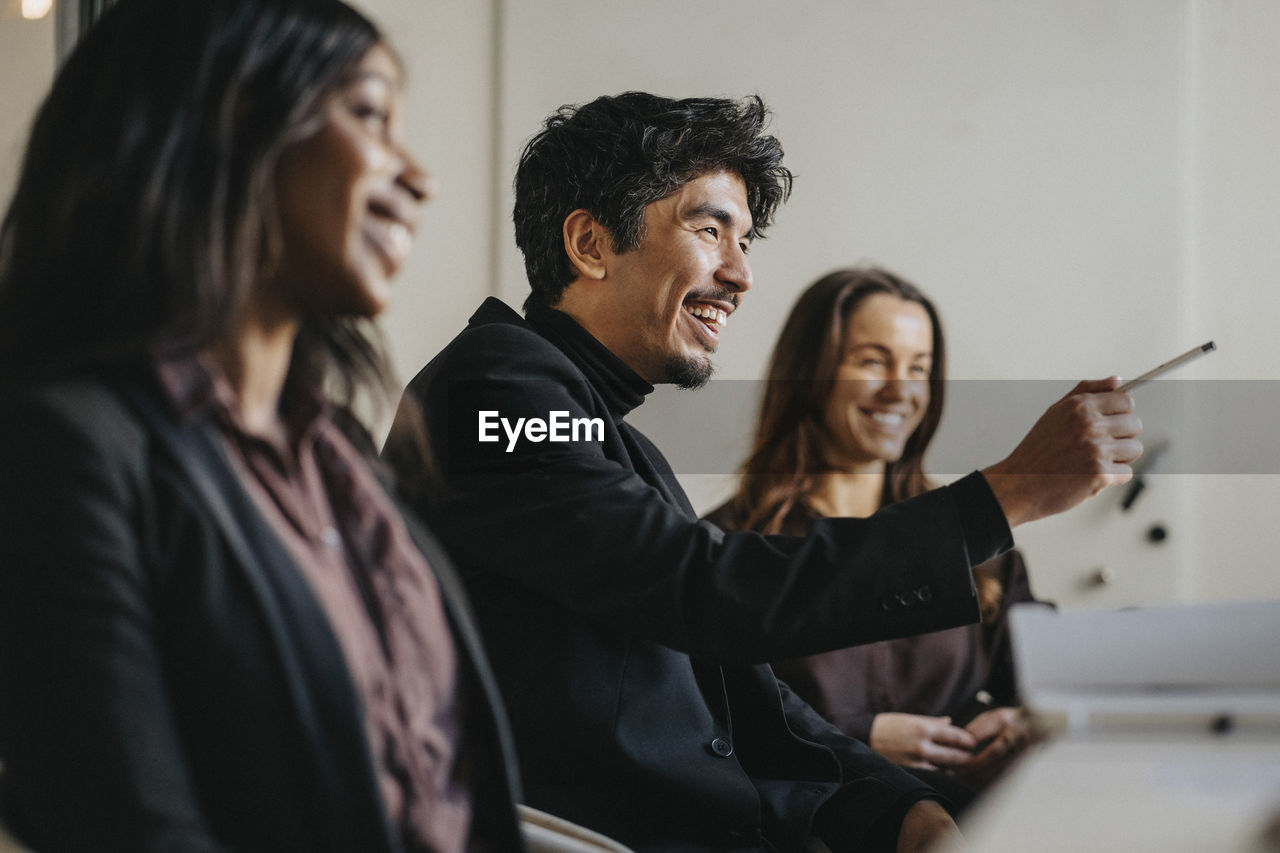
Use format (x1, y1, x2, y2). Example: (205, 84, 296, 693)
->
(0, 1, 526, 850)
(706, 266, 1039, 810)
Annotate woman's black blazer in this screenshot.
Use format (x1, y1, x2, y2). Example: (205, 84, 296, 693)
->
(0, 369, 524, 853)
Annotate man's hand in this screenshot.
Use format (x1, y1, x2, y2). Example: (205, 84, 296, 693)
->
(982, 377, 1143, 527)
(870, 713, 977, 770)
(954, 707, 1030, 789)
(897, 800, 964, 853)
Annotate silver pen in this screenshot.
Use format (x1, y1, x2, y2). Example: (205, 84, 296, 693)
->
(1118, 341, 1217, 392)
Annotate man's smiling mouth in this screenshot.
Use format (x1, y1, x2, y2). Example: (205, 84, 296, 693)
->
(685, 302, 727, 332)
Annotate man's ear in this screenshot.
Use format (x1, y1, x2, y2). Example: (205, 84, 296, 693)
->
(562, 209, 609, 281)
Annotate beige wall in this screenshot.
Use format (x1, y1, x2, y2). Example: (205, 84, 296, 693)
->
(3, 1, 1277, 607)
(1182, 1, 1280, 602)
(0, 5, 53, 205)
(352, 0, 499, 393)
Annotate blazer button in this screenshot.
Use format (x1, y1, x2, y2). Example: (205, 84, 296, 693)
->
(915, 585, 934, 603)
(708, 737, 734, 758)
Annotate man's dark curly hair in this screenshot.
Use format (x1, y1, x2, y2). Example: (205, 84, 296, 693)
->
(513, 92, 794, 310)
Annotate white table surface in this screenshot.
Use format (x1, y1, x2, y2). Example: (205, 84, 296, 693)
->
(944, 729, 1280, 853)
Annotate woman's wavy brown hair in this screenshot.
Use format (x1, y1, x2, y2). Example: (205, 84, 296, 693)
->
(723, 266, 1003, 620)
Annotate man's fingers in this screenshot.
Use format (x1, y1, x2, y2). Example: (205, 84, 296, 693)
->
(1068, 376, 1123, 396)
(1095, 391, 1137, 416)
(1110, 436, 1144, 464)
(1106, 412, 1143, 439)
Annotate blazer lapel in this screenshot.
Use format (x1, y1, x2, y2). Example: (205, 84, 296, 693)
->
(116, 378, 399, 853)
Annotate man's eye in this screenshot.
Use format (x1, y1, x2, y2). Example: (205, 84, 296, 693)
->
(701, 226, 719, 238)
(910, 364, 930, 377)
(738, 242, 750, 255)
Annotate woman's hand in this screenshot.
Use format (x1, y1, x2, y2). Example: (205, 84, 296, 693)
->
(870, 712, 977, 770)
(953, 707, 1030, 788)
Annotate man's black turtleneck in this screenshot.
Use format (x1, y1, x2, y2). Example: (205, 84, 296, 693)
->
(525, 300, 651, 420)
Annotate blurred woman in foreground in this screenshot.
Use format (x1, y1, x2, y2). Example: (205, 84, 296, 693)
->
(0, 1, 524, 849)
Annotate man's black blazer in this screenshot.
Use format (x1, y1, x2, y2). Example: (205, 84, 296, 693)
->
(0, 368, 525, 853)
(386, 299, 1012, 851)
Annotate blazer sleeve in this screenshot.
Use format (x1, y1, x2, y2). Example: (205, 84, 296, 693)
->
(776, 680, 939, 846)
(0, 384, 234, 853)
(393, 324, 1011, 666)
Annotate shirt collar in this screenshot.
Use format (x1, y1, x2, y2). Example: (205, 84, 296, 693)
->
(153, 348, 328, 446)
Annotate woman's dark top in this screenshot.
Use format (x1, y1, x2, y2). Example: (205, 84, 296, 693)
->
(704, 499, 1036, 742)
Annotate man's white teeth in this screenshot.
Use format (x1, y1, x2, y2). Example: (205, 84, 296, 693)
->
(688, 305, 727, 327)
(870, 412, 904, 426)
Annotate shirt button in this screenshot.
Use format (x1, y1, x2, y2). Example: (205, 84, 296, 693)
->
(708, 737, 733, 758)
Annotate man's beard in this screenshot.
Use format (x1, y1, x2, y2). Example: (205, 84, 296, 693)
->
(663, 352, 714, 390)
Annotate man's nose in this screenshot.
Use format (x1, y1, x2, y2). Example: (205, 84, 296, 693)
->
(717, 247, 752, 293)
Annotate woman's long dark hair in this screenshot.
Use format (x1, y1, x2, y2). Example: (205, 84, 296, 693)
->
(726, 266, 947, 534)
(0, 0, 388, 407)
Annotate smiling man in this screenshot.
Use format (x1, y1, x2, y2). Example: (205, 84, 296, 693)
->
(552, 168, 751, 389)
(385, 92, 1142, 852)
